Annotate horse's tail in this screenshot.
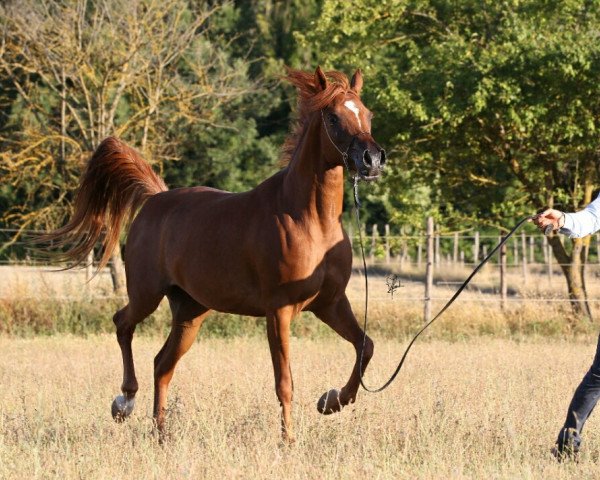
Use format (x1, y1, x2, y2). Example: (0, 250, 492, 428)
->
(40, 136, 168, 270)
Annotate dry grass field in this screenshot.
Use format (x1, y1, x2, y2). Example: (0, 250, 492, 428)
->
(2, 335, 600, 479)
(3, 262, 600, 478)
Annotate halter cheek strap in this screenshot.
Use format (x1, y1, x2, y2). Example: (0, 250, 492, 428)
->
(321, 109, 351, 170)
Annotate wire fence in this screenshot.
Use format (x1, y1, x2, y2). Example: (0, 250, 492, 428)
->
(2, 226, 600, 318)
(3, 225, 599, 265)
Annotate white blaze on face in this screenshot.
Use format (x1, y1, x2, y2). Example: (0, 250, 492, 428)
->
(344, 100, 362, 129)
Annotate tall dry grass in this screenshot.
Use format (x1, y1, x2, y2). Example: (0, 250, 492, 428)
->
(1, 335, 600, 479)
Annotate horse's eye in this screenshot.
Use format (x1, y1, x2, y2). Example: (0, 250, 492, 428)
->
(328, 113, 339, 125)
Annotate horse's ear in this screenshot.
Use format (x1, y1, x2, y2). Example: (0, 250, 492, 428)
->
(314, 66, 328, 91)
(350, 69, 363, 95)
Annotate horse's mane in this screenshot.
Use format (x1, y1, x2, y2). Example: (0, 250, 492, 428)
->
(280, 68, 352, 165)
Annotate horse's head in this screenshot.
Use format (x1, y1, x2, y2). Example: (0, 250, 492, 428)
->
(316, 67, 386, 181)
(284, 67, 386, 181)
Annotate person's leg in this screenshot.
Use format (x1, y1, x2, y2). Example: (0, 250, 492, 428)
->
(554, 333, 600, 459)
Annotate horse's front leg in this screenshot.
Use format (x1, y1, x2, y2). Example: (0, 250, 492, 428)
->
(266, 305, 296, 443)
(312, 295, 374, 414)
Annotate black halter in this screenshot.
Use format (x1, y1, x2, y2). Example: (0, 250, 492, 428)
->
(320, 110, 370, 174)
(320, 109, 371, 206)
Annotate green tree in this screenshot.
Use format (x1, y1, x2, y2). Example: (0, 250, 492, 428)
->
(302, 0, 600, 315)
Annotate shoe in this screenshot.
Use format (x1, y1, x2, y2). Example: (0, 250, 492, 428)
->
(551, 427, 581, 462)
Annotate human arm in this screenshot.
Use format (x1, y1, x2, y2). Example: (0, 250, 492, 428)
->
(532, 194, 600, 238)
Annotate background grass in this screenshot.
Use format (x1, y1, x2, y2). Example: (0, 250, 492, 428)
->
(0, 295, 596, 339)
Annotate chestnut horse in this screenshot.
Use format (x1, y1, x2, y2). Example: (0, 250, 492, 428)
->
(45, 67, 385, 442)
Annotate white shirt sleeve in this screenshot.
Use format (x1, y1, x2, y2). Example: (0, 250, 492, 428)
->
(560, 193, 600, 238)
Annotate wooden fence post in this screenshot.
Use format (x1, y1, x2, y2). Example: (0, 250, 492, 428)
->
(500, 235, 507, 310)
(453, 232, 459, 263)
(401, 228, 408, 266)
(370, 224, 378, 263)
(385, 224, 391, 264)
(425, 217, 434, 322)
(542, 235, 548, 263)
(473, 231, 480, 264)
(417, 239, 422, 269)
(513, 237, 518, 266)
(521, 232, 528, 282)
(435, 231, 440, 266)
(529, 235, 535, 263)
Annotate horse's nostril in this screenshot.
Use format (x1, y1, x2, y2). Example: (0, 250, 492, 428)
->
(380, 149, 386, 166)
(363, 150, 372, 167)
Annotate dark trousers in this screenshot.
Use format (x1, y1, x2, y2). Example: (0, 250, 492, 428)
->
(563, 334, 600, 433)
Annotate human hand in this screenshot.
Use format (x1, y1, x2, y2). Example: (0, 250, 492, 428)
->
(530, 208, 565, 233)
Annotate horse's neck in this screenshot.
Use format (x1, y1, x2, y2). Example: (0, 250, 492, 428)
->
(282, 121, 344, 231)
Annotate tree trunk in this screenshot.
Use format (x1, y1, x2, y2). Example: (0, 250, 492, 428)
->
(546, 176, 595, 319)
(548, 235, 592, 318)
(580, 234, 592, 317)
(109, 243, 126, 296)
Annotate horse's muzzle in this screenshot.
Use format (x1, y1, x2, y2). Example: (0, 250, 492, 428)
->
(353, 145, 386, 181)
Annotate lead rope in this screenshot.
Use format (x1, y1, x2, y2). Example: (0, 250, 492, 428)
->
(352, 186, 533, 392)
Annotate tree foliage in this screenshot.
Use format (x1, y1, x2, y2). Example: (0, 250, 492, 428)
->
(0, 0, 267, 233)
(301, 0, 600, 223)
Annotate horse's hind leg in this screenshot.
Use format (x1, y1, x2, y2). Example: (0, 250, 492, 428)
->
(312, 295, 374, 414)
(153, 287, 209, 436)
(111, 293, 164, 421)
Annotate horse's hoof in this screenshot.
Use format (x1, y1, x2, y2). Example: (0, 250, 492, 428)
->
(111, 395, 135, 422)
(317, 389, 342, 415)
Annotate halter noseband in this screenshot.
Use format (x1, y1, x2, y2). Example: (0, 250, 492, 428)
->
(320, 109, 371, 175)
